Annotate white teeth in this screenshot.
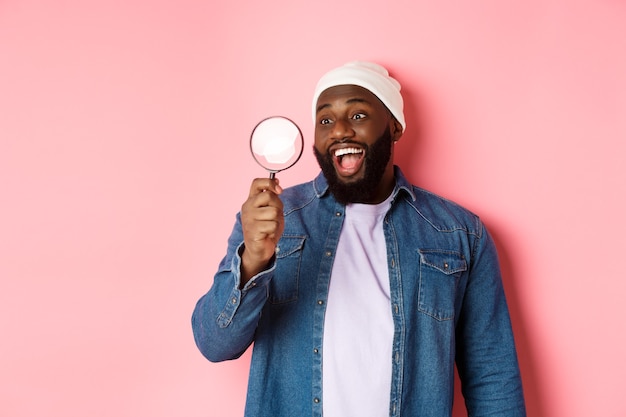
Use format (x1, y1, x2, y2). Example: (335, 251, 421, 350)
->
(334, 147, 363, 157)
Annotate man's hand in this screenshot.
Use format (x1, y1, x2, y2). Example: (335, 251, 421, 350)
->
(240, 178, 284, 286)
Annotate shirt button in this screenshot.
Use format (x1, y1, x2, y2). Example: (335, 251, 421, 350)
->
(313, 398, 320, 403)
(325, 251, 332, 257)
(231, 298, 237, 304)
(313, 348, 319, 354)
(317, 300, 324, 305)
(335, 212, 341, 216)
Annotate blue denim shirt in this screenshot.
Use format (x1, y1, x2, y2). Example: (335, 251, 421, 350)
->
(192, 167, 526, 417)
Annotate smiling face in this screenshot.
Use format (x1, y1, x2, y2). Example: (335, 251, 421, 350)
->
(314, 84, 402, 204)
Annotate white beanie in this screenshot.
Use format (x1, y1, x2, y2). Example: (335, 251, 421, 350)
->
(312, 61, 406, 132)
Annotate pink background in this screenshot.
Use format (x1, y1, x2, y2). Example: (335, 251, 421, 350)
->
(1, 1, 625, 416)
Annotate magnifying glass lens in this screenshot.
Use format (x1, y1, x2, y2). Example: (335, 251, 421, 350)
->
(250, 116, 304, 178)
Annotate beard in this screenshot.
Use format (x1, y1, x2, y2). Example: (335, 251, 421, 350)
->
(314, 127, 393, 205)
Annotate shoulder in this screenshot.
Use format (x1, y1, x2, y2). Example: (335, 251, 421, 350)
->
(394, 166, 483, 235)
(279, 178, 321, 215)
(399, 185, 484, 238)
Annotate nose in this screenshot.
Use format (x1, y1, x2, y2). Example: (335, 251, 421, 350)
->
(329, 118, 354, 142)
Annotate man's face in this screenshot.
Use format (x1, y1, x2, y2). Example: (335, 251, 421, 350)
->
(314, 84, 401, 204)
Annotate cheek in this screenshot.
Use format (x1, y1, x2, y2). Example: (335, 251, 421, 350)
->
(313, 133, 326, 153)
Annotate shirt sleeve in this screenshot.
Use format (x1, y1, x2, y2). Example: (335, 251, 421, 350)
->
(191, 213, 275, 362)
(455, 221, 526, 416)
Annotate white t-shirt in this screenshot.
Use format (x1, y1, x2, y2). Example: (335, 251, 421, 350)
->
(322, 196, 394, 417)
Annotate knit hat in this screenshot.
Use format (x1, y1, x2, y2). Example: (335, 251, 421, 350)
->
(312, 61, 405, 132)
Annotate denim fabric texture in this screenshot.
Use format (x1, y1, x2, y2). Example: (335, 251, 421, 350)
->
(192, 166, 526, 417)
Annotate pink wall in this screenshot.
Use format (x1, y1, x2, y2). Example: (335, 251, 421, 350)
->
(1, 1, 625, 416)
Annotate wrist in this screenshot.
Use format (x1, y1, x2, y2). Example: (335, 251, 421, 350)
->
(240, 246, 272, 287)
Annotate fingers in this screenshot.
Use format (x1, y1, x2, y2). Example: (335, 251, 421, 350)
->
(242, 178, 283, 219)
(248, 178, 283, 199)
(242, 206, 283, 243)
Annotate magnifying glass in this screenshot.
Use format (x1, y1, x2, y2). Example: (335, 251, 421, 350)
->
(250, 116, 304, 179)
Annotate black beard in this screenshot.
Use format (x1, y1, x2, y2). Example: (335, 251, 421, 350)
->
(314, 127, 393, 205)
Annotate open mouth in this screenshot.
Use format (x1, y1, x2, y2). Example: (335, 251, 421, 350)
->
(332, 147, 365, 177)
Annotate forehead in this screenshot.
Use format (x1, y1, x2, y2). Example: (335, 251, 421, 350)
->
(316, 84, 386, 112)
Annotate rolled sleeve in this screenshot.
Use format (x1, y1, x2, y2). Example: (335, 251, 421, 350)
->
(191, 222, 275, 363)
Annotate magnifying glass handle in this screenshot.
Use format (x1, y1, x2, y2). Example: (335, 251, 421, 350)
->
(269, 172, 276, 180)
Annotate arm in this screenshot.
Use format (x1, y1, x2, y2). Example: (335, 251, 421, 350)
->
(191, 178, 284, 362)
(455, 222, 526, 416)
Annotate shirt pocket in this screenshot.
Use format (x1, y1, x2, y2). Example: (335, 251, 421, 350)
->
(418, 249, 467, 321)
(269, 235, 306, 304)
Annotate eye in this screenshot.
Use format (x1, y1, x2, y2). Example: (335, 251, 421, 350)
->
(319, 118, 332, 125)
(352, 113, 366, 120)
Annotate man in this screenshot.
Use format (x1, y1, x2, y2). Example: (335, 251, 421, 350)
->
(192, 61, 526, 416)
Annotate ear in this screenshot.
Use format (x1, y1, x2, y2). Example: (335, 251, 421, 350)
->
(391, 118, 403, 142)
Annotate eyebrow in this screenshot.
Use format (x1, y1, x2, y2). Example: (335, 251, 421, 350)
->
(315, 97, 371, 114)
